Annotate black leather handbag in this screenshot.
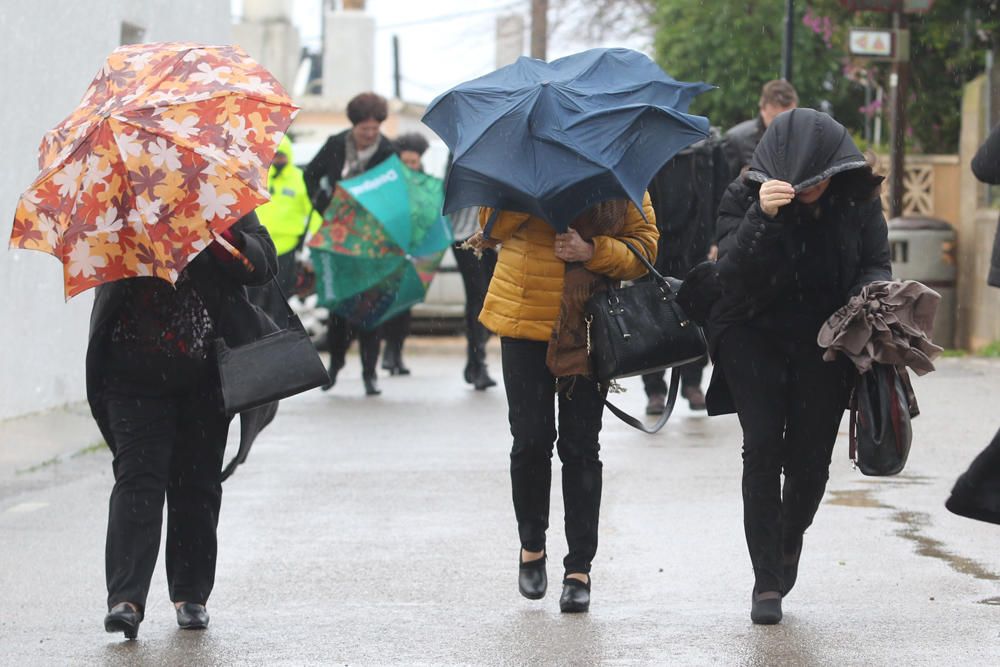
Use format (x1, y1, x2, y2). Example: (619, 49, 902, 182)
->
(215, 277, 329, 416)
(849, 364, 913, 476)
(584, 241, 707, 433)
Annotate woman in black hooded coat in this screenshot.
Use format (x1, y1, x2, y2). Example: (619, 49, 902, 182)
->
(706, 109, 891, 624)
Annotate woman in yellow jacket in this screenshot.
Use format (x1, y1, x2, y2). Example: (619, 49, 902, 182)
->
(475, 194, 658, 613)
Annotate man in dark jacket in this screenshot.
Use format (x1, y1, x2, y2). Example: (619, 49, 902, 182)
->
(723, 80, 798, 179)
(945, 121, 1000, 525)
(643, 129, 729, 413)
(304, 92, 396, 395)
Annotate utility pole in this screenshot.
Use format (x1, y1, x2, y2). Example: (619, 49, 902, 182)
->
(392, 35, 401, 99)
(888, 9, 909, 219)
(782, 0, 794, 81)
(530, 0, 548, 60)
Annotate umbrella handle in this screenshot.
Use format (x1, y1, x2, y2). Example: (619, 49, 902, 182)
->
(212, 230, 256, 273)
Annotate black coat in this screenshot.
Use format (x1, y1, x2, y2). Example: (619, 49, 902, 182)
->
(646, 130, 729, 277)
(303, 129, 396, 214)
(970, 122, 1000, 288)
(86, 213, 279, 474)
(705, 109, 892, 415)
(722, 115, 766, 179)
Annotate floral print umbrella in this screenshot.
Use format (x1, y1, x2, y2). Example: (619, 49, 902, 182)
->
(308, 155, 454, 330)
(9, 42, 298, 298)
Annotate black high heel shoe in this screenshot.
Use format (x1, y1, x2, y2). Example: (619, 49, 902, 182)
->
(559, 576, 591, 613)
(518, 552, 547, 600)
(104, 602, 142, 639)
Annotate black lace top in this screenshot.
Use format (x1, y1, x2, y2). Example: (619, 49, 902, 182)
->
(109, 274, 215, 361)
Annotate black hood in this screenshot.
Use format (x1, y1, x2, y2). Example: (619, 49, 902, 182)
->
(746, 108, 868, 192)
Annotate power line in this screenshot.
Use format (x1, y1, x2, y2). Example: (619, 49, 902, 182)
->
(377, 1, 528, 31)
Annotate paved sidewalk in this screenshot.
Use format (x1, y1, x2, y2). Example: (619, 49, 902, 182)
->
(1, 341, 999, 665)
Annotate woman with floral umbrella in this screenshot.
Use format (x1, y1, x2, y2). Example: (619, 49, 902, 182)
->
(10, 42, 294, 639)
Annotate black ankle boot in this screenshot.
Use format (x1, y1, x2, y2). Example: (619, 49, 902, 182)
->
(363, 375, 381, 396)
(559, 576, 591, 613)
(782, 534, 804, 597)
(518, 552, 547, 600)
(750, 589, 783, 625)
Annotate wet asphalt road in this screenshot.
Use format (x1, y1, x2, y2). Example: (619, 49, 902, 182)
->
(1, 340, 999, 666)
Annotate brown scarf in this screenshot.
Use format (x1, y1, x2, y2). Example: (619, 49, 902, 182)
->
(546, 200, 628, 378)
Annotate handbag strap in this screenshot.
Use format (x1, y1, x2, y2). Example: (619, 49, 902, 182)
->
(619, 239, 671, 288)
(602, 367, 682, 434)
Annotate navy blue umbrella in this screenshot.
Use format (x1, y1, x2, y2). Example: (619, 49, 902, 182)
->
(422, 48, 714, 232)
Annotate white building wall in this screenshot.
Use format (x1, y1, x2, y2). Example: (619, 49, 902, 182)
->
(0, 1, 231, 420)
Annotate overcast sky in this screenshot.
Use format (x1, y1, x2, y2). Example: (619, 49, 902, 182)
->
(232, 0, 651, 104)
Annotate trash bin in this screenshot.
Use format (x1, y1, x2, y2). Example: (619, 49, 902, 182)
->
(887, 216, 957, 349)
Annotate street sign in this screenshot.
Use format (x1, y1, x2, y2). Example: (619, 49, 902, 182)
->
(849, 29, 893, 57)
(848, 28, 909, 61)
(839, 0, 933, 11)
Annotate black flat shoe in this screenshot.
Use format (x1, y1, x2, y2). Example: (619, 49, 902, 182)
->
(363, 376, 381, 396)
(782, 535, 804, 597)
(104, 602, 142, 639)
(518, 552, 547, 600)
(750, 590, 783, 625)
(559, 576, 591, 613)
(321, 365, 340, 391)
(175, 602, 210, 629)
(472, 366, 497, 391)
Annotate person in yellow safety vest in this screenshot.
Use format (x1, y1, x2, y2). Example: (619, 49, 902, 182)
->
(250, 135, 322, 324)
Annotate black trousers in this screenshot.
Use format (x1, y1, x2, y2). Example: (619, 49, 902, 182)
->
(326, 314, 380, 379)
(248, 250, 296, 327)
(103, 369, 230, 613)
(642, 357, 706, 397)
(380, 310, 412, 366)
(454, 244, 497, 371)
(717, 325, 852, 593)
(501, 338, 606, 575)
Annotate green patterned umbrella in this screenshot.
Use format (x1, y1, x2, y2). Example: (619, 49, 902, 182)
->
(307, 155, 454, 330)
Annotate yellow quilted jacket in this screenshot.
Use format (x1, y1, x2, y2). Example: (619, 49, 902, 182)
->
(479, 193, 658, 341)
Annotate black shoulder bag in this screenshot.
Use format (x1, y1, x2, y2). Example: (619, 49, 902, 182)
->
(849, 363, 915, 476)
(214, 275, 330, 416)
(584, 241, 708, 433)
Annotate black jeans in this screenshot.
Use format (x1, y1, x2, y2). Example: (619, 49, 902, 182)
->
(380, 310, 412, 366)
(501, 338, 607, 575)
(454, 244, 497, 371)
(717, 325, 852, 593)
(326, 314, 380, 379)
(103, 366, 230, 613)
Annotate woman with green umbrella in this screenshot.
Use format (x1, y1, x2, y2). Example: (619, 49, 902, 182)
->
(305, 92, 395, 395)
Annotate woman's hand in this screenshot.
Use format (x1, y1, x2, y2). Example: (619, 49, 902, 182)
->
(758, 179, 795, 218)
(554, 228, 594, 263)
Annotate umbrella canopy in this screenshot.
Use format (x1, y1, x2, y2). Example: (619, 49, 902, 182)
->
(308, 155, 454, 330)
(9, 42, 297, 298)
(422, 47, 713, 232)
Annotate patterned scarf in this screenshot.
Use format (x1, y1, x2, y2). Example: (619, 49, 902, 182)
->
(546, 200, 629, 378)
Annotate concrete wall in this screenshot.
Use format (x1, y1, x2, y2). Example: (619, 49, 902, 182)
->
(957, 75, 1000, 352)
(0, 1, 231, 420)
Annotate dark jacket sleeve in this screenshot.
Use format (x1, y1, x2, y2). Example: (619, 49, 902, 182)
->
(848, 199, 892, 296)
(972, 123, 1000, 185)
(221, 212, 277, 287)
(715, 181, 789, 288)
(304, 136, 341, 212)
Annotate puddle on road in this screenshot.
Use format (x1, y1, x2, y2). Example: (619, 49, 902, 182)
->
(827, 487, 1000, 582)
(826, 488, 889, 509)
(893, 510, 1000, 582)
